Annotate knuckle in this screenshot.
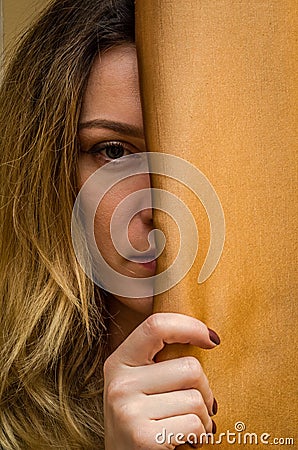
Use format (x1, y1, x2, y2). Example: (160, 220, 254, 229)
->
(117, 399, 137, 422)
(105, 377, 130, 401)
(131, 423, 176, 450)
(162, 443, 175, 450)
(130, 427, 150, 449)
(103, 360, 110, 377)
(188, 388, 203, 406)
(183, 356, 202, 377)
(143, 313, 163, 335)
(103, 355, 115, 376)
(188, 413, 202, 434)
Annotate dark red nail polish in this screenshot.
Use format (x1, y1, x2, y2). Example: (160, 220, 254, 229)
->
(212, 420, 217, 434)
(212, 397, 218, 415)
(208, 328, 221, 345)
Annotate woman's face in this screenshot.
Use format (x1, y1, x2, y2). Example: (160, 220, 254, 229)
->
(78, 45, 154, 315)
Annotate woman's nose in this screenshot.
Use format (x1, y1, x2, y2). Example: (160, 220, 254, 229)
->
(139, 207, 153, 225)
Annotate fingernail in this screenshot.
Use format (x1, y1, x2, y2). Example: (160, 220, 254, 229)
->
(212, 398, 218, 415)
(212, 420, 217, 434)
(208, 328, 221, 345)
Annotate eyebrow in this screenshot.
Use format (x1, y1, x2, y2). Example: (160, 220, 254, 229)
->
(78, 119, 144, 139)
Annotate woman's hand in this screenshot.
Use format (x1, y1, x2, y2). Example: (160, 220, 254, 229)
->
(104, 313, 219, 449)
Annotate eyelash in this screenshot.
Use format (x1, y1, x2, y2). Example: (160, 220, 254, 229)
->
(86, 141, 135, 161)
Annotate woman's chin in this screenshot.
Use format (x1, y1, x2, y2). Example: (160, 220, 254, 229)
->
(112, 293, 154, 316)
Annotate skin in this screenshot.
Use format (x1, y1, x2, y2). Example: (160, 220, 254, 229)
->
(78, 45, 153, 344)
(78, 45, 218, 449)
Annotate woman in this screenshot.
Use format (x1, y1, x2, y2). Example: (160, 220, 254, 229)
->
(0, 0, 220, 448)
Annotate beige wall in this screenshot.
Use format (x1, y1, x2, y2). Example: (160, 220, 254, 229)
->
(0, 1, 3, 59)
(2, 0, 49, 51)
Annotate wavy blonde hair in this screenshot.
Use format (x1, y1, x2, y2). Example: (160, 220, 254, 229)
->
(0, 0, 134, 448)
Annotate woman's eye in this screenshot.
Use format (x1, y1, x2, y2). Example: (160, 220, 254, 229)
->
(88, 141, 133, 162)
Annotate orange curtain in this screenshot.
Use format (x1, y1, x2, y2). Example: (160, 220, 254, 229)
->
(136, 1, 298, 447)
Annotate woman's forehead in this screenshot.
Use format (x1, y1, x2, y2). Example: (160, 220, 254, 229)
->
(80, 45, 142, 127)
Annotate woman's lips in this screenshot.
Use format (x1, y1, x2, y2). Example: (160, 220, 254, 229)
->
(127, 253, 157, 274)
(138, 259, 157, 273)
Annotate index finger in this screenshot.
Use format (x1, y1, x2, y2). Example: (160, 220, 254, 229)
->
(112, 312, 218, 367)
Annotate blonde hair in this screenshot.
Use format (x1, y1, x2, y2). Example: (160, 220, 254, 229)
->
(0, 0, 134, 448)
